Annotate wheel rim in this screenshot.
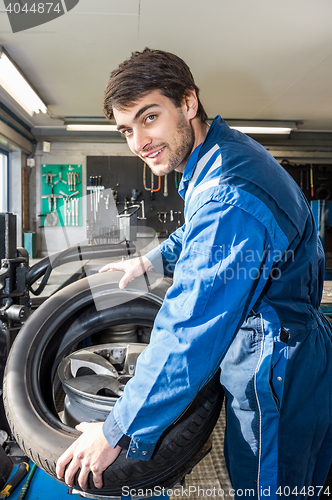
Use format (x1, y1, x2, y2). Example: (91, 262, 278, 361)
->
(57, 343, 147, 426)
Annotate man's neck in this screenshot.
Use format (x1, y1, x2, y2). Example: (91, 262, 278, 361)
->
(192, 117, 210, 150)
(175, 118, 209, 173)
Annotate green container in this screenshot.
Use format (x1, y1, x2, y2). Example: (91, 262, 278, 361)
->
(23, 232, 36, 259)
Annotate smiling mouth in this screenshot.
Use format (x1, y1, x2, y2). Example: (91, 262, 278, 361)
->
(145, 147, 165, 159)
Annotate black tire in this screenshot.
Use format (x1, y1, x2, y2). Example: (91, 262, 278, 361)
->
(4, 271, 223, 496)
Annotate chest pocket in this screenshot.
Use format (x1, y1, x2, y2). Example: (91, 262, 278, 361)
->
(175, 242, 222, 317)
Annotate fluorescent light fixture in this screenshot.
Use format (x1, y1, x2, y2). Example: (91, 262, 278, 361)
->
(65, 117, 119, 132)
(210, 119, 297, 135)
(66, 124, 118, 132)
(0, 46, 47, 116)
(230, 126, 293, 135)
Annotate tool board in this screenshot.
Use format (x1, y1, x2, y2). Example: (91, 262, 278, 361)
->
(41, 164, 82, 227)
(86, 156, 185, 242)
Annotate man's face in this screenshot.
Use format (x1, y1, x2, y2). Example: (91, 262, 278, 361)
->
(114, 90, 195, 176)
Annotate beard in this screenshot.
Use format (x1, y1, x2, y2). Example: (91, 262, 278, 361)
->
(145, 110, 195, 176)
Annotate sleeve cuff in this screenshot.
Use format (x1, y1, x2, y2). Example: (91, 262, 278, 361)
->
(103, 410, 125, 448)
(125, 437, 156, 460)
(144, 246, 165, 275)
(103, 410, 157, 461)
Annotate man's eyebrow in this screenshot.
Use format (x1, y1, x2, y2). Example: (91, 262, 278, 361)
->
(117, 104, 160, 131)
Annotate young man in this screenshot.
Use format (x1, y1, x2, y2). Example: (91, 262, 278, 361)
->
(56, 48, 332, 498)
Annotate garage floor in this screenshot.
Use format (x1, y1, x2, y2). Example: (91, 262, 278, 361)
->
(322, 281, 332, 303)
(169, 408, 232, 500)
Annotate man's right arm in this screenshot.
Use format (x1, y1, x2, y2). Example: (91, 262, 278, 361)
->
(99, 224, 185, 288)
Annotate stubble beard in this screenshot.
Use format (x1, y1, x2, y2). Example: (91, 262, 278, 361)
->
(147, 112, 195, 177)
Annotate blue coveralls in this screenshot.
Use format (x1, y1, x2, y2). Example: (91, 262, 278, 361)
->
(104, 116, 332, 498)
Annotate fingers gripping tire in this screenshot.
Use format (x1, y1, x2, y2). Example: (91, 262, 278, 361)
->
(4, 272, 223, 496)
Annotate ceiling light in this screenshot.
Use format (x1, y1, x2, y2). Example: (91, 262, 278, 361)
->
(230, 126, 293, 135)
(64, 117, 119, 132)
(66, 124, 118, 132)
(0, 46, 47, 116)
(211, 119, 298, 135)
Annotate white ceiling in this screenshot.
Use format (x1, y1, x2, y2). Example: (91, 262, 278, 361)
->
(0, 0, 332, 134)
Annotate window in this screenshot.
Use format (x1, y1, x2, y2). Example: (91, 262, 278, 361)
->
(0, 150, 9, 212)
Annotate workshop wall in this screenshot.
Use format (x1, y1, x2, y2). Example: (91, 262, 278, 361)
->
(33, 142, 184, 257)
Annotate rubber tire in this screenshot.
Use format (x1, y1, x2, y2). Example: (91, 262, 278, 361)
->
(4, 271, 223, 496)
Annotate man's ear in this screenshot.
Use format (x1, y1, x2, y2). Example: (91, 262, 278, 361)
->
(183, 88, 198, 120)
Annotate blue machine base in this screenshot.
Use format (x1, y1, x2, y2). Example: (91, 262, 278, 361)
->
(8, 461, 169, 500)
(8, 462, 69, 500)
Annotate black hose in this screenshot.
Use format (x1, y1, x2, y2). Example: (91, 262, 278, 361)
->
(26, 242, 135, 290)
(29, 263, 53, 296)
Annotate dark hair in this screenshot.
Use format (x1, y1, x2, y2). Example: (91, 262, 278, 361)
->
(103, 48, 208, 122)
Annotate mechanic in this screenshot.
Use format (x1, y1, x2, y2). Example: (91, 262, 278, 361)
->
(56, 48, 332, 498)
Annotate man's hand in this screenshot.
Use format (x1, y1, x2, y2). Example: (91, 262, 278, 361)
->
(56, 422, 121, 491)
(99, 256, 154, 289)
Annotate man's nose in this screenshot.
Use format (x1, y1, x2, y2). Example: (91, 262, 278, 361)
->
(133, 129, 151, 154)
